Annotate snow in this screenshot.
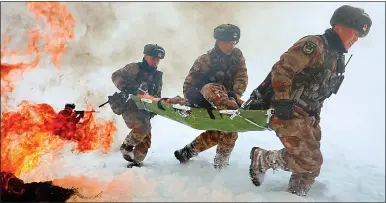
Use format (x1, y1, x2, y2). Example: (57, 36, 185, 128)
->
(1, 1, 385, 202)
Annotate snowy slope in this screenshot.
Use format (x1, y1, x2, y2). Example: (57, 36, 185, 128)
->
(2, 2, 385, 202)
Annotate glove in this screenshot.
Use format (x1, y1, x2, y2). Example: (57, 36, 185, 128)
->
(309, 111, 320, 125)
(186, 88, 212, 109)
(271, 99, 294, 120)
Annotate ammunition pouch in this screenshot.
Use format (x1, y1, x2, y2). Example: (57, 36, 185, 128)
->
(271, 99, 294, 120)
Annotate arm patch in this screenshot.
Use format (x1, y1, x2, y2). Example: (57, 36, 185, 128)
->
(302, 40, 317, 55)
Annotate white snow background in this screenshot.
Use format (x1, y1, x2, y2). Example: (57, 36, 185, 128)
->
(1, 2, 385, 202)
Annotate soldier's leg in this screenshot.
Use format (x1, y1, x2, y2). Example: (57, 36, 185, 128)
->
(174, 130, 221, 164)
(286, 122, 322, 196)
(132, 131, 152, 162)
(126, 132, 152, 168)
(201, 83, 238, 110)
(214, 132, 238, 169)
(249, 113, 322, 196)
(120, 110, 151, 163)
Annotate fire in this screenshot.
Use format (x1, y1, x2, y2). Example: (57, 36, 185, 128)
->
(1, 2, 117, 177)
(1, 100, 116, 177)
(1, 2, 75, 108)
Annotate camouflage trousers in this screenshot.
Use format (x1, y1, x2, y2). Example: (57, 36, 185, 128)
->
(120, 108, 152, 162)
(187, 83, 239, 164)
(191, 130, 238, 161)
(271, 107, 323, 186)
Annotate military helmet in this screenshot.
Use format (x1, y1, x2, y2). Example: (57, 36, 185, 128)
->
(213, 24, 240, 42)
(65, 103, 76, 109)
(330, 5, 372, 38)
(143, 44, 165, 59)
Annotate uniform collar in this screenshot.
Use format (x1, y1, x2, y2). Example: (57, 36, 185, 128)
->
(323, 28, 347, 54)
(140, 58, 157, 73)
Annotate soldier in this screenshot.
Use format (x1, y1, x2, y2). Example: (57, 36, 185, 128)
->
(110, 44, 165, 167)
(53, 103, 84, 137)
(173, 24, 248, 169)
(248, 5, 372, 196)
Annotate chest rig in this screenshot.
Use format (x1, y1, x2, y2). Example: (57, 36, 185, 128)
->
(196, 49, 240, 91)
(134, 62, 162, 96)
(291, 35, 346, 113)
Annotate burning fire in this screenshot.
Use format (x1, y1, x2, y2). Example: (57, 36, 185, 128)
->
(1, 100, 116, 177)
(1, 2, 75, 107)
(1, 2, 117, 178)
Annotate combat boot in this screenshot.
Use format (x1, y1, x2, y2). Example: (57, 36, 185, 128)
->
(249, 147, 289, 186)
(120, 144, 143, 168)
(174, 144, 197, 164)
(286, 172, 318, 196)
(213, 152, 230, 170)
(120, 144, 135, 162)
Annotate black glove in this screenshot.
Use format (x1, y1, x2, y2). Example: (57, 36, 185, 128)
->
(309, 111, 320, 121)
(271, 99, 294, 120)
(309, 110, 320, 125)
(186, 88, 212, 109)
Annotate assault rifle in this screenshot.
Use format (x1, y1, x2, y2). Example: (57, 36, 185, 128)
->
(75, 110, 98, 114)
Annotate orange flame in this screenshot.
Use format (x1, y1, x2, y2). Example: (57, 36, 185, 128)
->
(1, 101, 116, 177)
(1, 2, 75, 108)
(1, 2, 117, 177)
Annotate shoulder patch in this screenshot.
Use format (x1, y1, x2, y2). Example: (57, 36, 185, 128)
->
(302, 40, 317, 56)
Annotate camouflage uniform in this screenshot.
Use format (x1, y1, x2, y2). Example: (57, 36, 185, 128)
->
(174, 24, 248, 169)
(249, 5, 372, 196)
(110, 44, 165, 167)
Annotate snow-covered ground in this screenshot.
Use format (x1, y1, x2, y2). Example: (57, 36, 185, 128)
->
(2, 2, 385, 202)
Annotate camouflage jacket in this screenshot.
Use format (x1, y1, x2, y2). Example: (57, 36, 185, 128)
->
(271, 32, 346, 114)
(182, 47, 248, 98)
(111, 61, 163, 98)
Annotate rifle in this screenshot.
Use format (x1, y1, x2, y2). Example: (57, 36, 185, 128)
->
(75, 110, 98, 114)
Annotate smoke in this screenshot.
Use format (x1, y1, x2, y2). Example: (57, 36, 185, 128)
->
(1, 0, 384, 166)
(1, 2, 300, 99)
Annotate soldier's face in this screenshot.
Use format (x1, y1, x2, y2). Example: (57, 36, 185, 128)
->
(217, 40, 236, 55)
(144, 55, 160, 67)
(334, 24, 359, 50)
